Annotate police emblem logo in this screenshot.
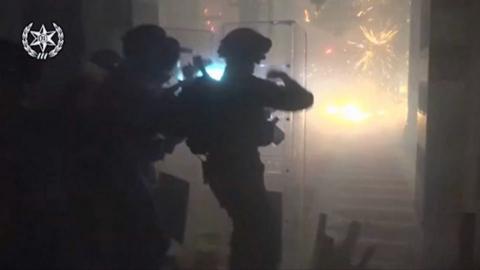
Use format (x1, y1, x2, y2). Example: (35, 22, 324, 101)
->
(22, 22, 64, 60)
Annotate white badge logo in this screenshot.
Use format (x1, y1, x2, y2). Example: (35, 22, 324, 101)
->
(22, 22, 64, 60)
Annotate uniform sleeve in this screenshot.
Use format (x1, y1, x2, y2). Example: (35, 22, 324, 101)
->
(256, 78, 314, 111)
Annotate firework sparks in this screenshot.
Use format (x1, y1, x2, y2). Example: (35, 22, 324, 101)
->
(355, 50, 374, 71)
(348, 0, 409, 93)
(347, 40, 365, 49)
(349, 25, 399, 79)
(357, 6, 374, 17)
(304, 9, 311, 23)
(360, 26, 399, 46)
(359, 0, 389, 4)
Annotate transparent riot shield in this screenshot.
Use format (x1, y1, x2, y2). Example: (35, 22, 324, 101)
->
(159, 24, 310, 269)
(165, 27, 216, 55)
(221, 21, 309, 270)
(164, 28, 216, 78)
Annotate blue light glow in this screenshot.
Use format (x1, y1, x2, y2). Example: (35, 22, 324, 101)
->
(205, 62, 226, 81)
(176, 62, 225, 81)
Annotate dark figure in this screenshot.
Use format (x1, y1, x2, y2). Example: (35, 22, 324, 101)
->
(90, 49, 122, 72)
(181, 28, 314, 270)
(0, 40, 72, 269)
(60, 49, 123, 269)
(0, 39, 34, 269)
(67, 25, 183, 270)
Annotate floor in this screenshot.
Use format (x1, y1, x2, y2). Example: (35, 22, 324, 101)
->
(306, 122, 418, 270)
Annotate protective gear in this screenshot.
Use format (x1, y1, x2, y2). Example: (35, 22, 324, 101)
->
(203, 156, 281, 270)
(218, 28, 272, 62)
(121, 25, 180, 81)
(180, 27, 313, 270)
(122, 25, 166, 58)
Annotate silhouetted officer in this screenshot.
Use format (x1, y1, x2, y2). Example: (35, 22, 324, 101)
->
(181, 28, 314, 270)
(67, 25, 182, 270)
(0, 39, 71, 270)
(0, 39, 36, 269)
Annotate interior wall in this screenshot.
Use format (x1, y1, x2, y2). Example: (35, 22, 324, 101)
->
(83, 0, 132, 55)
(466, 0, 480, 265)
(419, 0, 479, 268)
(132, 0, 159, 26)
(410, 0, 431, 234)
(158, 0, 201, 29)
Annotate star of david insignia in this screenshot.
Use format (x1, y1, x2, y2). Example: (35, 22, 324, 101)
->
(22, 22, 64, 60)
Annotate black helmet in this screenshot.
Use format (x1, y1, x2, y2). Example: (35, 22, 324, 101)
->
(121, 25, 181, 76)
(218, 28, 272, 62)
(122, 24, 166, 58)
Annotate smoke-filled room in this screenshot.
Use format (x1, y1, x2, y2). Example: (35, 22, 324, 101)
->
(2, 0, 480, 269)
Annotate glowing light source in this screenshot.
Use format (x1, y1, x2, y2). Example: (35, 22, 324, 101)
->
(325, 48, 334, 55)
(323, 104, 371, 122)
(304, 9, 311, 23)
(326, 105, 339, 115)
(342, 104, 370, 122)
(205, 62, 226, 81)
(176, 62, 225, 82)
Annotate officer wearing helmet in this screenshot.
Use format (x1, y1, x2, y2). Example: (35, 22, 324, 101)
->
(72, 25, 182, 270)
(0, 40, 70, 269)
(181, 28, 314, 270)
